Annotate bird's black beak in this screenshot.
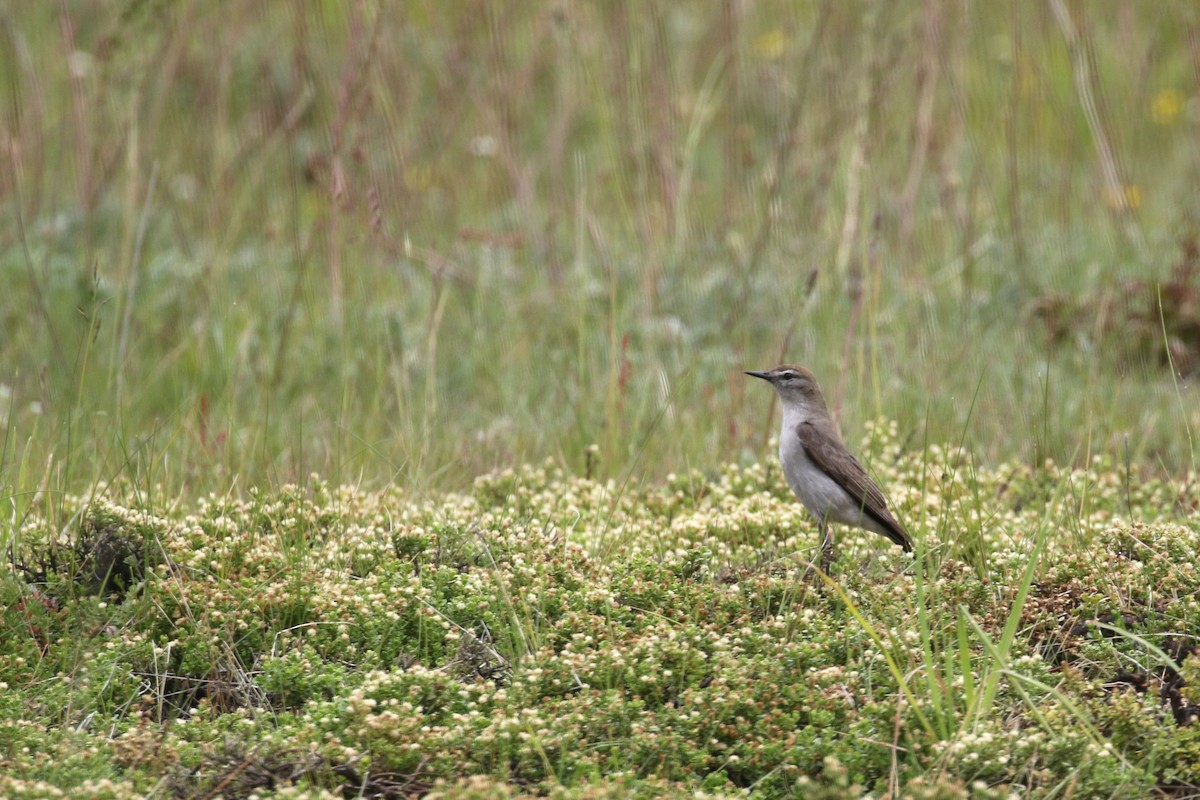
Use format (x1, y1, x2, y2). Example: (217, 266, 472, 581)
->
(744, 370, 772, 381)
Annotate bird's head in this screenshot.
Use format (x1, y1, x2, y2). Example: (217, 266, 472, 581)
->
(744, 365, 829, 413)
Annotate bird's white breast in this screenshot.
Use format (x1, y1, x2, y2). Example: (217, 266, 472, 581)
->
(777, 407, 882, 533)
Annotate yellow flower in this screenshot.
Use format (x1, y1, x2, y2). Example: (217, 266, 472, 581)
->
(1104, 184, 1142, 211)
(404, 164, 435, 192)
(1151, 89, 1182, 125)
(753, 29, 788, 61)
(1018, 61, 1037, 96)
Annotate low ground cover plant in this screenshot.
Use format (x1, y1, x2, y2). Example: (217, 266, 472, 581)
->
(3, 423, 1198, 798)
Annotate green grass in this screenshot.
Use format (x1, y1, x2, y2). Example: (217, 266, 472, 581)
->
(2, 1, 1200, 797)
(2, 2, 1198, 504)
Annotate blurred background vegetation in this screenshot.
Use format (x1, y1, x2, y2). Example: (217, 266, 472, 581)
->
(1, 1, 1199, 508)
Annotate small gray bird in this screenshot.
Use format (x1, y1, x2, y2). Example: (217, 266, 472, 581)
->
(746, 365, 913, 574)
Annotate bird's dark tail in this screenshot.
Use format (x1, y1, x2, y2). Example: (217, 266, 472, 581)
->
(867, 508, 913, 552)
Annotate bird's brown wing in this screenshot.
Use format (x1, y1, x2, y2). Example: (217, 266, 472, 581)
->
(795, 421, 913, 551)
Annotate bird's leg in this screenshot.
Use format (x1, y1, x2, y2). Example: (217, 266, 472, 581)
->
(819, 519, 835, 576)
(802, 516, 837, 583)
